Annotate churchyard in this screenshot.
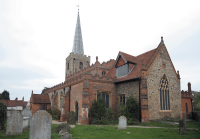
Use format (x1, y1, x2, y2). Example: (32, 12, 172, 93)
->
(0, 115, 200, 139)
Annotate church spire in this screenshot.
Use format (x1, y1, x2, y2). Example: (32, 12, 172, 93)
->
(72, 9, 84, 55)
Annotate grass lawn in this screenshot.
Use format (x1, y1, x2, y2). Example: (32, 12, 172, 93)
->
(70, 121, 200, 139)
(0, 120, 199, 139)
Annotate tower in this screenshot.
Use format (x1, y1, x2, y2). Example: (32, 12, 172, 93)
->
(65, 10, 90, 80)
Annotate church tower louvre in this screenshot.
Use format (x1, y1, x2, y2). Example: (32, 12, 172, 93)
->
(65, 9, 90, 80)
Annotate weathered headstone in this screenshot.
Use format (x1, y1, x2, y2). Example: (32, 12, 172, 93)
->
(118, 116, 127, 130)
(21, 109, 32, 127)
(21, 109, 32, 118)
(54, 123, 71, 133)
(179, 119, 183, 135)
(6, 110, 23, 136)
(59, 130, 72, 139)
(29, 110, 52, 139)
(183, 112, 187, 131)
(67, 111, 76, 124)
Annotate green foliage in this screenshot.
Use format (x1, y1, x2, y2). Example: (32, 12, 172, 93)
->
(193, 92, 200, 111)
(119, 95, 139, 125)
(1, 90, 10, 100)
(0, 102, 7, 131)
(47, 108, 52, 115)
(52, 108, 61, 120)
(192, 111, 200, 122)
(0, 94, 3, 99)
(90, 99, 116, 125)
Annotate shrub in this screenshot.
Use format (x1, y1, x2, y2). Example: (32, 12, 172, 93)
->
(192, 111, 200, 122)
(47, 108, 52, 115)
(52, 108, 61, 120)
(0, 102, 7, 131)
(90, 99, 116, 125)
(119, 95, 139, 125)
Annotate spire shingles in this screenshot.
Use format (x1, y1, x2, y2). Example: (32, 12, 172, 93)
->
(72, 11, 84, 55)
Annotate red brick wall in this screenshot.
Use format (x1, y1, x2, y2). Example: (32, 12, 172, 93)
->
(30, 103, 40, 114)
(88, 81, 117, 116)
(116, 56, 126, 68)
(70, 82, 83, 123)
(181, 98, 192, 118)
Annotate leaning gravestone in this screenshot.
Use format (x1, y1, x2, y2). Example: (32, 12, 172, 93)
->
(6, 110, 23, 135)
(183, 112, 187, 131)
(29, 110, 52, 139)
(118, 116, 127, 130)
(179, 119, 184, 135)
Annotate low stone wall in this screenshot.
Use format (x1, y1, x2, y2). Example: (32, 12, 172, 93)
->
(23, 117, 29, 131)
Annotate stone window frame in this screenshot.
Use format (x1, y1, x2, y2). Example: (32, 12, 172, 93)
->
(96, 90, 111, 108)
(160, 75, 171, 111)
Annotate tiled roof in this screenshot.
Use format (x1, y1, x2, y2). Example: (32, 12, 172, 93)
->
(120, 51, 138, 64)
(31, 94, 50, 104)
(106, 45, 159, 83)
(0, 100, 27, 107)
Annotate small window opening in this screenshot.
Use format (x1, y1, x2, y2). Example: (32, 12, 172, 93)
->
(80, 62, 83, 69)
(67, 63, 69, 70)
(102, 71, 106, 76)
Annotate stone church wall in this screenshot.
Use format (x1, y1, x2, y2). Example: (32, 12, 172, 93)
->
(146, 47, 182, 120)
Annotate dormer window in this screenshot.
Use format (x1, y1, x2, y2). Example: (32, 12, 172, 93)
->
(116, 64, 129, 78)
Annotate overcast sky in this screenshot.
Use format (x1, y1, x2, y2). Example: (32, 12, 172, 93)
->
(0, 0, 200, 101)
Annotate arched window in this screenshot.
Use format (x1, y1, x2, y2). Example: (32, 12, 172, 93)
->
(67, 63, 69, 70)
(160, 75, 170, 110)
(80, 62, 83, 69)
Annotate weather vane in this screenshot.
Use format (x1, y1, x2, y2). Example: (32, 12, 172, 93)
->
(76, 4, 80, 11)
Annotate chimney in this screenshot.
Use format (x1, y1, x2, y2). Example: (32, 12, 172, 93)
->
(96, 56, 98, 63)
(22, 96, 24, 102)
(15, 97, 18, 101)
(188, 82, 191, 93)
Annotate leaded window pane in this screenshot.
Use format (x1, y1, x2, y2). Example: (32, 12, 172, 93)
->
(106, 94, 109, 108)
(97, 94, 101, 100)
(160, 75, 170, 110)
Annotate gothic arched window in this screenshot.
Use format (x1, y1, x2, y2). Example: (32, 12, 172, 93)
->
(160, 75, 170, 110)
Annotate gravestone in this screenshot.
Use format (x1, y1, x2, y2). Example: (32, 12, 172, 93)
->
(59, 130, 72, 139)
(21, 109, 32, 126)
(179, 119, 183, 135)
(54, 123, 71, 133)
(118, 116, 127, 130)
(183, 112, 187, 131)
(6, 110, 23, 136)
(21, 109, 32, 118)
(29, 110, 52, 139)
(67, 111, 76, 124)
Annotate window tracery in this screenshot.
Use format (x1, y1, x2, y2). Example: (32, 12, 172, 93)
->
(160, 75, 170, 110)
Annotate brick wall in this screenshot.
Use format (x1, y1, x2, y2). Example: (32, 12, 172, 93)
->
(116, 56, 126, 67)
(146, 47, 182, 120)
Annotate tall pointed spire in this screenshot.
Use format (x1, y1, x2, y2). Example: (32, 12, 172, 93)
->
(72, 9, 84, 55)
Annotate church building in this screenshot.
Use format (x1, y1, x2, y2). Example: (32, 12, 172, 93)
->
(31, 10, 182, 125)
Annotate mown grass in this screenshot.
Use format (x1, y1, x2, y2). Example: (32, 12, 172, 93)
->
(70, 121, 200, 139)
(0, 120, 200, 139)
(0, 124, 60, 139)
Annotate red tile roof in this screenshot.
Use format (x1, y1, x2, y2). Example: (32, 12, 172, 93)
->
(31, 94, 50, 104)
(106, 44, 159, 83)
(0, 99, 27, 107)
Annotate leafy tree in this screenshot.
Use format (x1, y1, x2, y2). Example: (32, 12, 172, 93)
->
(1, 90, 10, 100)
(0, 102, 7, 130)
(0, 94, 3, 99)
(193, 92, 200, 111)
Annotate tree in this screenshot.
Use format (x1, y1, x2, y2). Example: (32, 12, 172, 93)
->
(193, 92, 200, 111)
(1, 90, 10, 100)
(0, 94, 3, 99)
